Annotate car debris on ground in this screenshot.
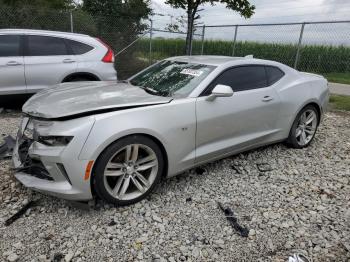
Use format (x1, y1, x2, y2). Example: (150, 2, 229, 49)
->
(4, 200, 37, 226)
(288, 253, 310, 262)
(0, 135, 15, 160)
(217, 202, 249, 237)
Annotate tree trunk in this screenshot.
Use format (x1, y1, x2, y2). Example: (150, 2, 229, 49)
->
(185, 11, 193, 55)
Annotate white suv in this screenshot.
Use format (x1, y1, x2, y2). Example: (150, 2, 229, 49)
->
(0, 29, 117, 95)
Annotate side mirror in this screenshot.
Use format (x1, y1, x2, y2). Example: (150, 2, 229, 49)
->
(206, 84, 234, 101)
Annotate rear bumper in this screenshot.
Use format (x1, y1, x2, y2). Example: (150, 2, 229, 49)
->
(319, 86, 330, 123)
(12, 117, 95, 201)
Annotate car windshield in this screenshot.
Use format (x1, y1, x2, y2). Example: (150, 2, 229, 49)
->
(129, 60, 216, 97)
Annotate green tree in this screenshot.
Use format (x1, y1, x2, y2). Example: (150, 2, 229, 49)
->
(82, 0, 151, 78)
(0, 0, 78, 31)
(82, 0, 151, 49)
(0, 0, 74, 9)
(165, 0, 255, 55)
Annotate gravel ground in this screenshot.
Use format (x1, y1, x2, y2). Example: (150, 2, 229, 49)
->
(0, 111, 349, 262)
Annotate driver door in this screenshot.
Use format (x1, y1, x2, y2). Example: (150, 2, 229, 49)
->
(195, 65, 281, 164)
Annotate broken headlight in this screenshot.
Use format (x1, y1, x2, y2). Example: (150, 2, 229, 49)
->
(38, 136, 73, 146)
(23, 119, 35, 140)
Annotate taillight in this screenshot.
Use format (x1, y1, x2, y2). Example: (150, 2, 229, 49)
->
(96, 38, 115, 63)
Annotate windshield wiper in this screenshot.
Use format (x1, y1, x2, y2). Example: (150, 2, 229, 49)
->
(118, 80, 130, 84)
(142, 87, 161, 96)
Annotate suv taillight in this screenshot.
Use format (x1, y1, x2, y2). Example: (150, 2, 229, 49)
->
(96, 38, 115, 63)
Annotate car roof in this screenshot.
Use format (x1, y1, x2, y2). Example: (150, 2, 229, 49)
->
(166, 55, 243, 66)
(167, 55, 271, 65)
(166, 55, 297, 74)
(0, 29, 90, 38)
(166, 55, 287, 68)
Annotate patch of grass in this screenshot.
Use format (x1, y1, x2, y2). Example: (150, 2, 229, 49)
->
(329, 95, 350, 111)
(324, 73, 350, 85)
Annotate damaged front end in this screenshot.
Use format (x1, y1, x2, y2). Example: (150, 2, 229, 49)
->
(12, 116, 96, 201)
(15, 127, 53, 181)
(13, 117, 53, 181)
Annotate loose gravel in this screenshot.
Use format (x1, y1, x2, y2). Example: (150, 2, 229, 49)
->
(0, 111, 349, 262)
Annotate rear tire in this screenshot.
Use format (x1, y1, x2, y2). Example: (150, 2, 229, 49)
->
(286, 105, 319, 149)
(93, 135, 164, 206)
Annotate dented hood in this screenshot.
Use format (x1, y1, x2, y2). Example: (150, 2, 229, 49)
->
(23, 82, 172, 119)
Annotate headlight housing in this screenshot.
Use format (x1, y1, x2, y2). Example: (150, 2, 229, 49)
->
(23, 119, 35, 140)
(38, 136, 73, 146)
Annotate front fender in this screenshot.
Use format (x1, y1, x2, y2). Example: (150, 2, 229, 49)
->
(78, 99, 197, 176)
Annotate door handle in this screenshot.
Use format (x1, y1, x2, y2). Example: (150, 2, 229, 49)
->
(262, 96, 273, 102)
(63, 59, 76, 63)
(6, 61, 22, 66)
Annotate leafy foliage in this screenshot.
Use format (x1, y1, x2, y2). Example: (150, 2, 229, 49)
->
(81, 0, 152, 78)
(164, 0, 255, 54)
(0, 0, 74, 9)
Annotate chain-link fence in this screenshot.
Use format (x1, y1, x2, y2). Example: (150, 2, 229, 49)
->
(1, 5, 349, 79)
(196, 21, 350, 75)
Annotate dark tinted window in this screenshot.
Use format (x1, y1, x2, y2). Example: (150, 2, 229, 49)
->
(66, 39, 93, 55)
(0, 35, 21, 57)
(211, 66, 267, 92)
(27, 35, 68, 56)
(265, 66, 285, 85)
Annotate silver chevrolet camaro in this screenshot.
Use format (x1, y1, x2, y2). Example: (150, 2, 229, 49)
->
(13, 56, 329, 205)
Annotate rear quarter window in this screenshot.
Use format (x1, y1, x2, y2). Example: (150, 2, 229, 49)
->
(265, 66, 285, 85)
(65, 39, 93, 55)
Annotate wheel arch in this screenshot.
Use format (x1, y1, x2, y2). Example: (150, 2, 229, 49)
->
(89, 133, 169, 196)
(306, 102, 321, 125)
(287, 100, 322, 139)
(62, 72, 101, 82)
(292, 100, 322, 126)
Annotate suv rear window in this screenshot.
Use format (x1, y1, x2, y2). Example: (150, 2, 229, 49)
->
(65, 39, 93, 55)
(27, 35, 69, 56)
(0, 35, 21, 57)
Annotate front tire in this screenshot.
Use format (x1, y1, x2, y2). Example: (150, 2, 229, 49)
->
(286, 105, 319, 149)
(93, 135, 164, 206)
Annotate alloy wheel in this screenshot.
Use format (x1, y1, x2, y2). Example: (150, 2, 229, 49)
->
(295, 109, 317, 146)
(103, 144, 158, 200)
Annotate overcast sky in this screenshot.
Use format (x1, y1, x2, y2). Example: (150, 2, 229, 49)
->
(151, 0, 350, 26)
(149, 0, 350, 45)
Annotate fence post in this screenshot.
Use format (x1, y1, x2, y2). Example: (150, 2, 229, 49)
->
(294, 22, 305, 69)
(201, 25, 206, 55)
(231, 25, 238, 56)
(189, 26, 195, 56)
(70, 11, 74, 33)
(149, 19, 153, 64)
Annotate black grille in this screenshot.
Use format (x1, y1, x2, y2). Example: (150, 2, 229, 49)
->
(16, 136, 53, 181)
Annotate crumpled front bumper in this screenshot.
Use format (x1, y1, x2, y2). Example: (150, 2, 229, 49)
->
(12, 116, 96, 201)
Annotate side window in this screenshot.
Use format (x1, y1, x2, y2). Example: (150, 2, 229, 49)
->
(65, 39, 93, 55)
(0, 35, 21, 57)
(27, 35, 68, 56)
(210, 66, 267, 92)
(265, 66, 285, 85)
